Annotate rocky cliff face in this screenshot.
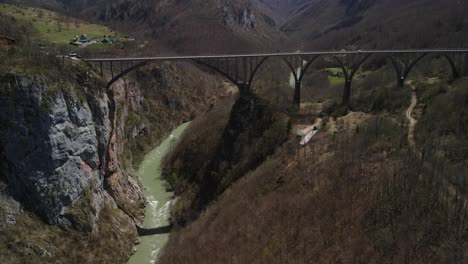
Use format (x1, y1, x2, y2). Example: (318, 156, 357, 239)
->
(0, 74, 115, 229)
(0, 71, 147, 248)
(239, 8, 256, 29)
(222, 2, 256, 29)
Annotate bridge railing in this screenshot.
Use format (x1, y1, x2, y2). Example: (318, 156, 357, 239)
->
(82, 49, 468, 62)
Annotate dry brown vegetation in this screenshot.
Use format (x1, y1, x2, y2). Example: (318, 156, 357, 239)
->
(288, 0, 468, 50)
(163, 92, 291, 225)
(117, 61, 226, 168)
(163, 95, 237, 204)
(416, 78, 468, 164)
(0, 13, 37, 44)
(0, 205, 136, 263)
(3, 1, 468, 263)
(159, 113, 467, 264)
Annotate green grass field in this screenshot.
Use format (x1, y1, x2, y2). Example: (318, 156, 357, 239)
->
(326, 67, 370, 86)
(0, 4, 119, 44)
(326, 68, 345, 86)
(328, 76, 344, 86)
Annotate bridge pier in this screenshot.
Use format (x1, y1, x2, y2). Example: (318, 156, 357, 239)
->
(293, 81, 301, 109)
(443, 54, 463, 81)
(237, 83, 251, 96)
(463, 54, 468, 76)
(283, 56, 315, 110)
(332, 54, 372, 105)
(343, 79, 352, 105)
(397, 76, 405, 87)
(390, 54, 427, 87)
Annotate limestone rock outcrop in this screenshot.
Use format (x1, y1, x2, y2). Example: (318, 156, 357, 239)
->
(0, 74, 143, 232)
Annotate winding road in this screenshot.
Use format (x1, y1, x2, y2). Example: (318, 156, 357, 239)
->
(406, 81, 417, 148)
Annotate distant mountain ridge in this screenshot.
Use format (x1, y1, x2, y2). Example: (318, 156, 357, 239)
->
(5, 0, 468, 51)
(6, 0, 294, 53)
(278, 0, 468, 49)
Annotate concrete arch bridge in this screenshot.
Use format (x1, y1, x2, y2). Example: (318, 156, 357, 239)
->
(83, 49, 468, 106)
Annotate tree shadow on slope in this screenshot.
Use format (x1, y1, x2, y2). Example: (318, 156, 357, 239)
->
(163, 92, 291, 226)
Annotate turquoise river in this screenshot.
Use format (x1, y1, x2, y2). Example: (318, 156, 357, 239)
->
(127, 122, 190, 264)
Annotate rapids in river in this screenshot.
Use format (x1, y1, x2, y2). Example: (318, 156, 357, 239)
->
(127, 122, 190, 264)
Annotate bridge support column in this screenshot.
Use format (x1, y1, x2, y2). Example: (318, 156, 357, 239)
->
(343, 79, 352, 105)
(237, 83, 251, 96)
(331, 54, 372, 106)
(397, 76, 405, 87)
(110, 61, 114, 79)
(443, 54, 461, 81)
(389, 54, 427, 87)
(293, 81, 301, 110)
(463, 54, 468, 76)
(452, 68, 460, 80)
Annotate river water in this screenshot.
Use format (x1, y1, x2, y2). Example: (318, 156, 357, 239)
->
(127, 122, 190, 264)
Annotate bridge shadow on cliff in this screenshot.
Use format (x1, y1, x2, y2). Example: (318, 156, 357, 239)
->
(136, 224, 173, 236)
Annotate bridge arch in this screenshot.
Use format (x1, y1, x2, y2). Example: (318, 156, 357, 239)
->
(280, 53, 372, 106)
(442, 54, 461, 80)
(193, 56, 271, 95)
(330, 53, 373, 105)
(388, 52, 463, 87)
(107, 60, 150, 89)
(248, 57, 271, 85)
(99, 57, 273, 93)
(388, 53, 428, 87)
(192, 59, 239, 88)
(281, 55, 322, 107)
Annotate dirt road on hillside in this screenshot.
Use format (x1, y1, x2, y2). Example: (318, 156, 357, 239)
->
(406, 81, 418, 148)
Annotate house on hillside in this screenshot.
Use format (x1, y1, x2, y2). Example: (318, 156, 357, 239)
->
(101, 37, 113, 44)
(79, 34, 88, 43)
(68, 34, 91, 46)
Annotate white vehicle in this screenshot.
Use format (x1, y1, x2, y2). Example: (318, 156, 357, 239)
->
(66, 53, 82, 61)
(68, 53, 81, 59)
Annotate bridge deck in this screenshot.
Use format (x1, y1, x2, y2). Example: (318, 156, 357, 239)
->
(83, 49, 468, 62)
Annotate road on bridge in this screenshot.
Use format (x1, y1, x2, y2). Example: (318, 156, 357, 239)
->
(82, 49, 468, 62)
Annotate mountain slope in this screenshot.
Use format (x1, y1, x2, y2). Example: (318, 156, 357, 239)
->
(281, 0, 468, 49)
(8, 0, 293, 53)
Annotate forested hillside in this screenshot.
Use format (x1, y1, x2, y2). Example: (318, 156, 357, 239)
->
(282, 0, 468, 49)
(0, 0, 467, 263)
